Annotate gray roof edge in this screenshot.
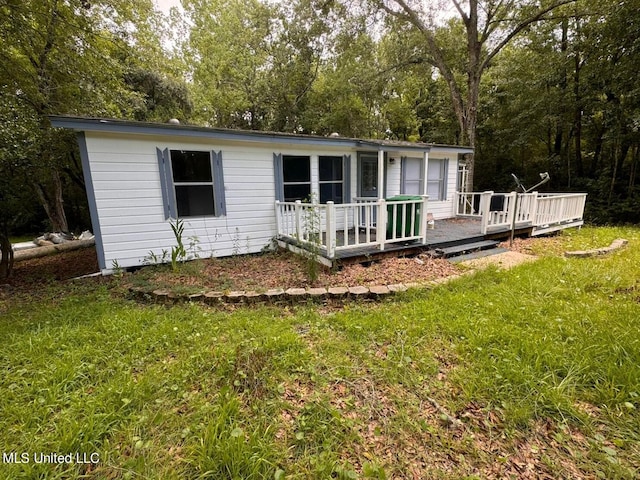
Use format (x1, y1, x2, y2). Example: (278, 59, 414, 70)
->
(48, 115, 472, 153)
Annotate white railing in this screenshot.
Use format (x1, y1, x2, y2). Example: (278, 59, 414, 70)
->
(456, 191, 586, 234)
(534, 193, 587, 230)
(276, 196, 429, 259)
(456, 192, 483, 216)
(353, 197, 379, 229)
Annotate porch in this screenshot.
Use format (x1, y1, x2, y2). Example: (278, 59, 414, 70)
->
(275, 191, 587, 266)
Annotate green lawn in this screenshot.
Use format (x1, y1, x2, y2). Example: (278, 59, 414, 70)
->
(1, 226, 639, 479)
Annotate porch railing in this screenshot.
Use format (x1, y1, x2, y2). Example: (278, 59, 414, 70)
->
(455, 191, 587, 234)
(275, 196, 429, 259)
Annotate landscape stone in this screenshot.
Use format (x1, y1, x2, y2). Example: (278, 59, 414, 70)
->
(369, 285, 390, 297)
(348, 286, 369, 297)
(328, 286, 348, 298)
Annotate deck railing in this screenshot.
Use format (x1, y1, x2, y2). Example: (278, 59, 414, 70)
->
(455, 191, 587, 234)
(275, 196, 429, 259)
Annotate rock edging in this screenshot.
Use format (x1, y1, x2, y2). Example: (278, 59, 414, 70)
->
(129, 283, 418, 306)
(564, 238, 628, 258)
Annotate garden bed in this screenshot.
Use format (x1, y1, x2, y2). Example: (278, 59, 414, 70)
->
(126, 249, 461, 295)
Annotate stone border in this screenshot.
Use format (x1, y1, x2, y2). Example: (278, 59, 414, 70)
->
(128, 282, 424, 306)
(564, 238, 628, 258)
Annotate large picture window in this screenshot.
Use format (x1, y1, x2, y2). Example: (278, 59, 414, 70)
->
(319, 155, 343, 203)
(283, 155, 311, 201)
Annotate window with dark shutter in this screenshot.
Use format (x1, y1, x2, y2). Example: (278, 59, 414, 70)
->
(282, 155, 311, 201)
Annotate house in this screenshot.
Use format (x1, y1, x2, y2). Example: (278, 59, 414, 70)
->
(50, 116, 586, 273)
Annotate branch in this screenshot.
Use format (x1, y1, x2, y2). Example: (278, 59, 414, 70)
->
(482, 0, 577, 70)
(450, 0, 469, 24)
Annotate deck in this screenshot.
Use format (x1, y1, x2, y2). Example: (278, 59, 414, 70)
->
(277, 218, 531, 265)
(275, 191, 586, 266)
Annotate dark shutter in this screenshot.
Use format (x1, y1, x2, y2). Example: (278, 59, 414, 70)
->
(157, 147, 176, 219)
(212, 150, 226, 216)
(442, 158, 449, 200)
(343, 154, 351, 203)
(273, 153, 284, 201)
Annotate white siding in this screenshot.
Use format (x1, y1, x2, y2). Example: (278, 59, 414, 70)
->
(85, 132, 356, 271)
(386, 157, 401, 197)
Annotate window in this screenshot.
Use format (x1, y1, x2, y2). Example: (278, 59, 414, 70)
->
(427, 158, 448, 201)
(401, 157, 424, 195)
(274, 153, 350, 204)
(283, 155, 311, 201)
(319, 156, 343, 203)
(157, 148, 225, 219)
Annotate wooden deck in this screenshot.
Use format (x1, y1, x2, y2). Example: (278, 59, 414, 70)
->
(278, 218, 528, 266)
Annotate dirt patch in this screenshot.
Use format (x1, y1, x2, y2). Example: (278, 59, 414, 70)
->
(459, 250, 538, 270)
(3, 246, 99, 291)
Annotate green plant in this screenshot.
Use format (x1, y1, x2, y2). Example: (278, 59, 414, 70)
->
(111, 259, 123, 277)
(168, 219, 201, 271)
(302, 195, 322, 283)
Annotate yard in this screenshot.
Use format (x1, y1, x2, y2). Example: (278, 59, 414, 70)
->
(1, 226, 639, 479)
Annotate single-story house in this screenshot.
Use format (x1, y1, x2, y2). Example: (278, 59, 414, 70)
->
(50, 116, 586, 273)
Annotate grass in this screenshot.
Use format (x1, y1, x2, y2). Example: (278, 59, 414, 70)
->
(1, 226, 639, 479)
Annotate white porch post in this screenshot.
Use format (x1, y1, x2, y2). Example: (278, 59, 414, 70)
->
(479, 191, 493, 235)
(422, 151, 429, 196)
(377, 149, 385, 200)
(377, 198, 387, 250)
(420, 195, 429, 244)
(295, 200, 302, 240)
(326, 201, 336, 258)
(275, 200, 281, 237)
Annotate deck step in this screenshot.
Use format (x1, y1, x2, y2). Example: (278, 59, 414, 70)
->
(447, 247, 509, 263)
(433, 240, 500, 258)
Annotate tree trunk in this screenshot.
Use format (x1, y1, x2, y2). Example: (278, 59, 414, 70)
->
(0, 231, 14, 280)
(34, 169, 69, 233)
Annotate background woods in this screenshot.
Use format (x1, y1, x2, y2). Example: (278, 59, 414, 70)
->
(1, 0, 639, 277)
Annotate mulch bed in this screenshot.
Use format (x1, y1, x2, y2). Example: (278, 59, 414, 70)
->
(127, 249, 461, 293)
(4, 235, 551, 297)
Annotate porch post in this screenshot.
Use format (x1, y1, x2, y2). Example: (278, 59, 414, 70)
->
(422, 151, 429, 196)
(275, 200, 281, 237)
(420, 195, 429, 244)
(295, 200, 302, 240)
(479, 191, 493, 235)
(377, 149, 385, 200)
(326, 201, 336, 258)
(377, 198, 387, 251)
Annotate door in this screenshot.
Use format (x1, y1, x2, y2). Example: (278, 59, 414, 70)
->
(359, 154, 379, 198)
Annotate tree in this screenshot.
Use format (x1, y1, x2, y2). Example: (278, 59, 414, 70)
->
(375, 0, 576, 190)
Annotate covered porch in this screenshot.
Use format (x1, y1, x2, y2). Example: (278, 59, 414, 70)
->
(274, 191, 587, 266)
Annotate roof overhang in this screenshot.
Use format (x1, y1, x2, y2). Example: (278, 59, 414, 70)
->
(49, 116, 474, 154)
